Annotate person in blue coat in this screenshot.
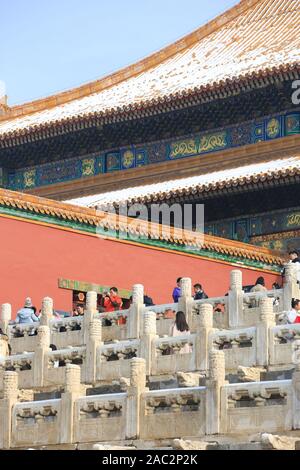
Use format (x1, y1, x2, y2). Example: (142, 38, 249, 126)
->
(15, 297, 39, 324)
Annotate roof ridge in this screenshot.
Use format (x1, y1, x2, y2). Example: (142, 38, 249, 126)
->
(1, 0, 260, 123)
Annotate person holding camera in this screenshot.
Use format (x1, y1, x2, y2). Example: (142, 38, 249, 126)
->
(103, 287, 123, 312)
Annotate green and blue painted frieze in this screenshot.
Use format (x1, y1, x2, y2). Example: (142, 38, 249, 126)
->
(6, 111, 300, 191)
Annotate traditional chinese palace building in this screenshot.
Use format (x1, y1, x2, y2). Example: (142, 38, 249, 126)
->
(0, 0, 299, 311)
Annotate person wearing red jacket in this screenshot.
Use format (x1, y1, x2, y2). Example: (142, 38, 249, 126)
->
(103, 287, 123, 313)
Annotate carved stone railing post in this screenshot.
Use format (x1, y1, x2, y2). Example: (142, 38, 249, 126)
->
(256, 297, 275, 367)
(206, 350, 225, 435)
(127, 285, 144, 339)
(126, 358, 147, 439)
(292, 340, 300, 429)
(140, 312, 157, 375)
(86, 319, 103, 384)
(0, 303, 11, 335)
(0, 371, 18, 449)
(33, 326, 50, 388)
(228, 270, 243, 328)
(195, 304, 213, 372)
(283, 264, 300, 311)
(83, 291, 98, 344)
(178, 278, 194, 326)
(60, 364, 81, 445)
(40, 297, 53, 327)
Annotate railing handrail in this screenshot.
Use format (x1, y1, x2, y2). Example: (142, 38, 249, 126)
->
(224, 379, 291, 389)
(14, 399, 61, 408)
(77, 393, 127, 403)
(155, 333, 196, 345)
(144, 386, 206, 396)
(100, 340, 139, 351)
(243, 289, 283, 299)
(96, 309, 129, 319)
(194, 296, 228, 305)
(212, 327, 256, 337)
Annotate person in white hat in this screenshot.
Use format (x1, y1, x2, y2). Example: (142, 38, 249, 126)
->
(15, 298, 39, 324)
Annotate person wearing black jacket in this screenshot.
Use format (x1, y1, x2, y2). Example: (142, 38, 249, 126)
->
(144, 295, 155, 307)
(193, 284, 208, 300)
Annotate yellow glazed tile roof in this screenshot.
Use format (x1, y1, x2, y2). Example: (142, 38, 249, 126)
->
(0, 0, 299, 137)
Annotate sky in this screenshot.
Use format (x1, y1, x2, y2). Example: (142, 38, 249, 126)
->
(0, 0, 238, 105)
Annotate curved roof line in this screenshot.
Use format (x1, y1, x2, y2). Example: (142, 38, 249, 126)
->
(1, 0, 256, 122)
(0, 187, 285, 266)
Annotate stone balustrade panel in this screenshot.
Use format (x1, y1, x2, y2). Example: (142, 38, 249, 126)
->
(96, 341, 140, 382)
(12, 399, 61, 448)
(0, 353, 34, 390)
(45, 347, 86, 387)
(51, 317, 84, 350)
(152, 335, 196, 376)
(140, 387, 206, 440)
(211, 327, 257, 371)
(192, 297, 229, 330)
(270, 324, 300, 367)
(74, 394, 127, 443)
(102, 325, 128, 343)
(222, 380, 292, 434)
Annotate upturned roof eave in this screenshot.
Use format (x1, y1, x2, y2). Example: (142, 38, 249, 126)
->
(0, 63, 299, 146)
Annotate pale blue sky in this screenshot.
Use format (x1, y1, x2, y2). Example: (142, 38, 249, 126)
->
(1, 0, 238, 105)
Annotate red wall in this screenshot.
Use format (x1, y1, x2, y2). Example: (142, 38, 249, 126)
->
(0, 216, 280, 317)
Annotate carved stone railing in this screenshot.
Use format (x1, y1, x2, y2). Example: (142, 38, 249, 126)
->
(2, 310, 300, 393)
(4, 268, 294, 357)
(12, 399, 61, 448)
(9, 323, 39, 338)
(96, 340, 140, 382)
(146, 303, 178, 337)
(269, 324, 300, 367)
(74, 393, 127, 443)
(0, 353, 34, 372)
(0, 353, 34, 390)
(48, 347, 86, 367)
(152, 335, 196, 376)
(45, 347, 86, 388)
(211, 327, 257, 370)
(3, 353, 300, 448)
(192, 296, 228, 330)
(96, 310, 129, 343)
(221, 380, 292, 434)
(140, 387, 206, 440)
